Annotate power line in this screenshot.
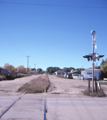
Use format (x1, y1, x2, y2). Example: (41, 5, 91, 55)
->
(0, 27, 24, 57)
(0, 18, 26, 56)
(0, 2, 107, 9)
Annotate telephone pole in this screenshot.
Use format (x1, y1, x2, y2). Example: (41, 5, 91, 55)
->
(91, 30, 95, 92)
(26, 56, 30, 74)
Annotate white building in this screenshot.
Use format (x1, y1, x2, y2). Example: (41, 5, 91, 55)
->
(81, 69, 101, 80)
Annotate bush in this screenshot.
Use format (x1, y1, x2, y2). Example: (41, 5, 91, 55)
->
(0, 74, 30, 81)
(83, 89, 106, 97)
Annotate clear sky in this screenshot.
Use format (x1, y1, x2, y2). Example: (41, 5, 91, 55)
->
(0, 0, 107, 70)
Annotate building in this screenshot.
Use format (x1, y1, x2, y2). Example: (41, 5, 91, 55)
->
(0, 67, 9, 75)
(55, 70, 65, 76)
(81, 69, 101, 80)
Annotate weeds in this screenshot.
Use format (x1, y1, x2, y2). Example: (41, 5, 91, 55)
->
(83, 89, 106, 97)
(18, 74, 50, 93)
(99, 82, 107, 85)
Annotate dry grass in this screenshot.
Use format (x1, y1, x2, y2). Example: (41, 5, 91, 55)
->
(83, 89, 106, 97)
(18, 74, 50, 93)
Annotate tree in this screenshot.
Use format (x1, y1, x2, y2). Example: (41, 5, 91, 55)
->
(31, 68, 36, 71)
(4, 63, 15, 72)
(46, 67, 61, 74)
(23, 68, 27, 73)
(100, 59, 105, 66)
(62, 67, 70, 72)
(62, 67, 75, 72)
(69, 67, 75, 71)
(37, 68, 42, 73)
(17, 65, 25, 72)
(100, 64, 107, 78)
(100, 59, 107, 78)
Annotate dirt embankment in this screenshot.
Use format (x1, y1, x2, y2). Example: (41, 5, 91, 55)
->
(0, 74, 50, 96)
(18, 74, 50, 93)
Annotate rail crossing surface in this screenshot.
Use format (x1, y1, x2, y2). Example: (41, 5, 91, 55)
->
(0, 94, 107, 120)
(47, 98, 107, 120)
(0, 96, 18, 116)
(0, 95, 44, 120)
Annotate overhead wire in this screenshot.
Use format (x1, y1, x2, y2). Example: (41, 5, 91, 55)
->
(0, 27, 24, 57)
(0, 1, 107, 9)
(0, 18, 26, 57)
(0, 27, 27, 67)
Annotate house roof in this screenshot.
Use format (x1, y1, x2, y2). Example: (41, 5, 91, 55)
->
(0, 67, 7, 70)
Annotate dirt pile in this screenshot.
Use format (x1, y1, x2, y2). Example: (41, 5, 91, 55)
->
(18, 74, 50, 93)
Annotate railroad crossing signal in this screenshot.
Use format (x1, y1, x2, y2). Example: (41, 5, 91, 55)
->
(83, 53, 104, 61)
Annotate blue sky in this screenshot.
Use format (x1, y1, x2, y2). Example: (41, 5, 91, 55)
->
(0, 0, 107, 70)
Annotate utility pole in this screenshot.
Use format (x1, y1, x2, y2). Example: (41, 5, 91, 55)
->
(26, 56, 30, 74)
(34, 64, 36, 68)
(91, 30, 95, 92)
(34, 64, 36, 70)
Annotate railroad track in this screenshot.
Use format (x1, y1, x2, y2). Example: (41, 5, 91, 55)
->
(0, 92, 26, 118)
(0, 93, 47, 120)
(44, 98, 47, 120)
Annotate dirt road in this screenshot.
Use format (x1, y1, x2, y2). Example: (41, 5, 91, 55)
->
(47, 75, 107, 97)
(47, 75, 89, 97)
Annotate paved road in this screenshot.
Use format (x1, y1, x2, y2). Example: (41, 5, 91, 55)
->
(0, 96, 18, 115)
(47, 98, 107, 120)
(0, 95, 44, 120)
(1, 95, 107, 120)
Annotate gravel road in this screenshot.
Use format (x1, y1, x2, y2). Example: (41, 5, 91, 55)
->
(47, 75, 89, 97)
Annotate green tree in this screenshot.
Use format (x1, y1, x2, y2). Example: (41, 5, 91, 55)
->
(62, 67, 70, 72)
(46, 67, 60, 74)
(100, 59, 105, 65)
(31, 68, 36, 71)
(37, 68, 42, 73)
(100, 59, 107, 78)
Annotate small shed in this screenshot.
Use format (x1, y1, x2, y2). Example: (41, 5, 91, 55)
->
(81, 69, 101, 80)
